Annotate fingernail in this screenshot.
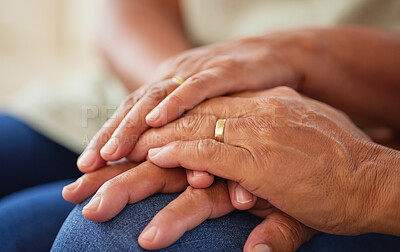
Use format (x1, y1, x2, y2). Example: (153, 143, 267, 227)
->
(235, 184, 254, 204)
(193, 171, 209, 177)
(77, 150, 96, 168)
(146, 109, 159, 123)
(63, 178, 82, 192)
(253, 244, 271, 252)
(148, 147, 163, 159)
(140, 226, 158, 241)
(83, 194, 102, 212)
(101, 141, 118, 155)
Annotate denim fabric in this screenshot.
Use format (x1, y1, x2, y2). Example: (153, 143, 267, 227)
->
(0, 114, 81, 197)
(0, 181, 76, 252)
(0, 114, 80, 251)
(52, 194, 262, 252)
(52, 194, 400, 252)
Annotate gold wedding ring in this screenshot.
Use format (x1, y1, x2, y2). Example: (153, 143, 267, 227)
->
(171, 76, 185, 85)
(214, 119, 227, 143)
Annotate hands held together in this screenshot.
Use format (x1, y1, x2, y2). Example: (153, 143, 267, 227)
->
(65, 29, 400, 251)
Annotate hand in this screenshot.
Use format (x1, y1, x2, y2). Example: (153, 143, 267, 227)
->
(147, 86, 400, 236)
(77, 31, 314, 172)
(63, 160, 315, 251)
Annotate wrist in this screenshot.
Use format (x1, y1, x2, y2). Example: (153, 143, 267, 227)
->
(262, 29, 328, 92)
(358, 143, 400, 236)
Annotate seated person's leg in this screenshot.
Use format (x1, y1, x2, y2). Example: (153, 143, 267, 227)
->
(53, 193, 400, 252)
(298, 232, 400, 252)
(51, 194, 263, 252)
(0, 180, 76, 252)
(0, 114, 81, 197)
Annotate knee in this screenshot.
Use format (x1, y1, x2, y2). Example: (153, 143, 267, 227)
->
(51, 194, 179, 252)
(52, 193, 262, 251)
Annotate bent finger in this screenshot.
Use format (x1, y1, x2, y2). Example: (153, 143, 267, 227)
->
(77, 88, 146, 172)
(148, 139, 252, 183)
(186, 169, 214, 189)
(145, 68, 237, 127)
(63, 161, 139, 204)
(100, 79, 179, 162)
(82, 162, 188, 222)
(244, 211, 316, 252)
(138, 179, 234, 250)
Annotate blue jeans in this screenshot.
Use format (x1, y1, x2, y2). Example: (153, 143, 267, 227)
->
(0, 115, 81, 197)
(0, 114, 80, 251)
(52, 194, 400, 252)
(0, 181, 76, 252)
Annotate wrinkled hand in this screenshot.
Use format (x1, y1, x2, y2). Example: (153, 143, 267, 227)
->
(77, 31, 313, 173)
(147, 86, 393, 235)
(63, 160, 315, 251)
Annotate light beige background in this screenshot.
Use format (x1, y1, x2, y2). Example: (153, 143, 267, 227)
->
(0, 0, 102, 100)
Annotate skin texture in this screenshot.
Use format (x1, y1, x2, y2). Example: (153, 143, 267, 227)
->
(98, 0, 190, 91)
(63, 161, 315, 251)
(74, 1, 400, 249)
(146, 87, 400, 236)
(78, 27, 400, 175)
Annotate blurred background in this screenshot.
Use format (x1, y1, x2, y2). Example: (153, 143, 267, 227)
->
(0, 0, 101, 100)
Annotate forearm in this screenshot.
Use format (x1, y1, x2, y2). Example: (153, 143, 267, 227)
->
(98, 0, 191, 91)
(298, 27, 400, 131)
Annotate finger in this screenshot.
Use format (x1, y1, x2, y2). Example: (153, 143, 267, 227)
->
(82, 162, 188, 222)
(138, 180, 234, 250)
(100, 79, 179, 162)
(129, 114, 216, 161)
(130, 114, 246, 161)
(228, 181, 257, 210)
(63, 161, 138, 204)
(243, 211, 316, 252)
(147, 139, 252, 183)
(145, 68, 237, 127)
(186, 169, 214, 189)
(77, 87, 146, 172)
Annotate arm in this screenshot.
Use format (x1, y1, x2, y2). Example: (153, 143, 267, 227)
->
(98, 0, 191, 91)
(297, 27, 400, 131)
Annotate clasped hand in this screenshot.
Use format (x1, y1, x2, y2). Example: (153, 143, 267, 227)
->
(64, 86, 393, 251)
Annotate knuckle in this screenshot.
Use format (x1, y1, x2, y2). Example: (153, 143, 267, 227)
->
(177, 115, 208, 137)
(186, 75, 205, 88)
(274, 216, 306, 250)
(272, 86, 299, 97)
(219, 56, 241, 69)
(146, 85, 168, 100)
(121, 91, 142, 108)
(121, 115, 138, 129)
(247, 118, 273, 137)
(263, 96, 286, 108)
(187, 71, 217, 88)
(183, 186, 210, 204)
(196, 139, 222, 162)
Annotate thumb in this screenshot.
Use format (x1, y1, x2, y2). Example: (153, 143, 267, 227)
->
(244, 210, 316, 252)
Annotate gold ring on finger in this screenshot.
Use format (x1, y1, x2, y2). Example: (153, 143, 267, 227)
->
(214, 119, 227, 143)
